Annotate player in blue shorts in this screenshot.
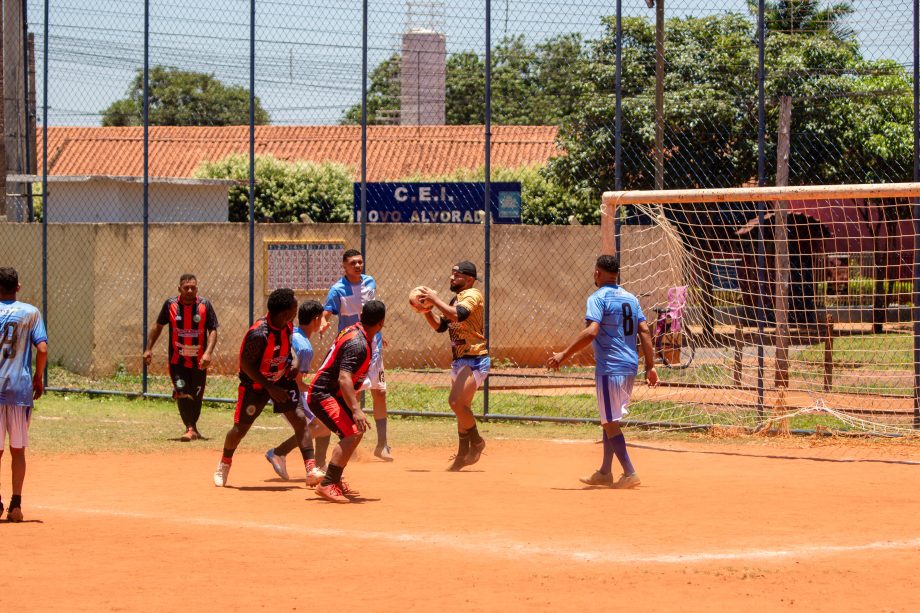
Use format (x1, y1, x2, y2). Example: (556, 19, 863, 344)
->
(319, 249, 393, 461)
(264, 299, 330, 486)
(0, 267, 48, 522)
(547, 255, 657, 489)
(417, 261, 489, 471)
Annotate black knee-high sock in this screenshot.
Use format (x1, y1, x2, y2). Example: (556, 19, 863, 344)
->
(274, 435, 298, 456)
(188, 398, 203, 428)
(467, 424, 483, 444)
(457, 430, 471, 456)
(177, 398, 194, 428)
(321, 463, 344, 487)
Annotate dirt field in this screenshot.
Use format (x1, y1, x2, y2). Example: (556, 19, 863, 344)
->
(3, 438, 920, 612)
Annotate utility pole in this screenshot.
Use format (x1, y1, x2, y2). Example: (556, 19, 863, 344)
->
(3, 0, 26, 220)
(648, 0, 665, 190)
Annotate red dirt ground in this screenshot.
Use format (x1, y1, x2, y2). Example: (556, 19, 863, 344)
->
(2, 438, 919, 612)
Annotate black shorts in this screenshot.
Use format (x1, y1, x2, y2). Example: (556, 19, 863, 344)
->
(168, 364, 207, 401)
(233, 379, 299, 425)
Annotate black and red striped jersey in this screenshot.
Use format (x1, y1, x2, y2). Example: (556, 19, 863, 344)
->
(238, 315, 294, 389)
(156, 297, 218, 369)
(308, 323, 372, 401)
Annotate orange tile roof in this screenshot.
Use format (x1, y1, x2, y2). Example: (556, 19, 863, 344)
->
(36, 125, 560, 181)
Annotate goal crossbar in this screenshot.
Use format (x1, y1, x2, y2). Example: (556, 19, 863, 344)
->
(602, 182, 920, 209)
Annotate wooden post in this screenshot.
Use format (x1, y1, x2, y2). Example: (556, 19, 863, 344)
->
(774, 95, 792, 388)
(3, 0, 26, 220)
(733, 325, 744, 386)
(823, 313, 834, 392)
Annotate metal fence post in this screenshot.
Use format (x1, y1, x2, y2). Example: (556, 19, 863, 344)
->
(614, 0, 622, 260)
(248, 0, 256, 326)
(483, 0, 492, 417)
(40, 0, 49, 386)
(755, 0, 766, 418)
(913, 0, 920, 429)
(360, 0, 368, 260)
(141, 0, 150, 395)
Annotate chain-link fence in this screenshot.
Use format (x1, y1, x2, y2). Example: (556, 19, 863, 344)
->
(1, 0, 919, 433)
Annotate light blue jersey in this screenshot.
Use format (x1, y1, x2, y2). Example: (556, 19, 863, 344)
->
(324, 274, 383, 355)
(0, 300, 48, 406)
(292, 326, 314, 374)
(585, 284, 645, 377)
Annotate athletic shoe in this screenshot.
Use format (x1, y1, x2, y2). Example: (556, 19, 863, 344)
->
(304, 460, 325, 487)
(213, 461, 231, 487)
(464, 439, 486, 466)
(339, 479, 360, 498)
(611, 472, 641, 489)
(192, 428, 204, 440)
(265, 449, 289, 481)
(374, 445, 394, 462)
(446, 454, 468, 472)
(180, 428, 195, 442)
(315, 482, 349, 503)
(7, 506, 23, 523)
(579, 470, 614, 487)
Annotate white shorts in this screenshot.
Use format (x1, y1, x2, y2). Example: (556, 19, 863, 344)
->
(451, 356, 491, 388)
(0, 404, 32, 449)
(596, 375, 635, 424)
(366, 352, 386, 392)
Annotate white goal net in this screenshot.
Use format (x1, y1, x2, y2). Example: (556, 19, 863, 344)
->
(602, 183, 920, 436)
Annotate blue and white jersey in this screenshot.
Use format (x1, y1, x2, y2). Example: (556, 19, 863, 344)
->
(324, 274, 382, 355)
(0, 300, 48, 406)
(585, 284, 645, 377)
(291, 326, 314, 374)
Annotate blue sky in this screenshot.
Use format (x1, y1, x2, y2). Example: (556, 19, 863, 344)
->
(26, 0, 914, 126)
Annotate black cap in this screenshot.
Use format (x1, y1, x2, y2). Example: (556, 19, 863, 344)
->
(454, 261, 479, 280)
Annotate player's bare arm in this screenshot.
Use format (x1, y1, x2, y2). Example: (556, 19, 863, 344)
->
(32, 340, 48, 400)
(417, 287, 460, 321)
(547, 321, 600, 370)
(422, 307, 444, 331)
(143, 323, 165, 365)
(200, 328, 217, 369)
(319, 310, 334, 334)
(338, 368, 369, 433)
(637, 321, 659, 386)
(240, 342, 288, 405)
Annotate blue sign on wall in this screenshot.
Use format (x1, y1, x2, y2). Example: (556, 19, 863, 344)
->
(353, 182, 522, 224)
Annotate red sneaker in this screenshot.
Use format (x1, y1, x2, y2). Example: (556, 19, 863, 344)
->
(315, 482, 349, 503)
(339, 479, 360, 498)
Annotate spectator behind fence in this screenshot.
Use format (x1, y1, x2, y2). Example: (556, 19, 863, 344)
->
(144, 274, 219, 442)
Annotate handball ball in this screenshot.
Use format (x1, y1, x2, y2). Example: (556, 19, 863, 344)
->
(408, 287, 432, 313)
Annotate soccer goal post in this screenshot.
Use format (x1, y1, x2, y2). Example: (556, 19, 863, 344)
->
(600, 182, 920, 436)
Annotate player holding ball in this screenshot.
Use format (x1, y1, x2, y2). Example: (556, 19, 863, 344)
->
(415, 261, 489, 471)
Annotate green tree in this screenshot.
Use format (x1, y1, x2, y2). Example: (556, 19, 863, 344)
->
(399, 164, 587, 225)
(751, 0, 854, 40)
(195, 154, 353, 223)
(549, 12, 912, 204)
(341, 35, 589, 126)
(102, 66, 269, 126)
(341, 54, 401, 125)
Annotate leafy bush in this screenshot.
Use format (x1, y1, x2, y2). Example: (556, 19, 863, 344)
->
(195, 154, 354, 223)
(398, 164, 594, 224)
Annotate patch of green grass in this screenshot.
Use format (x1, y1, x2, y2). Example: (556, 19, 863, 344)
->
(792, 334, 912, 371)
(29, 393, 609, 454)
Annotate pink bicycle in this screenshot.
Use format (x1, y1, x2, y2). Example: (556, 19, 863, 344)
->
(644, 286, 696, 369)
